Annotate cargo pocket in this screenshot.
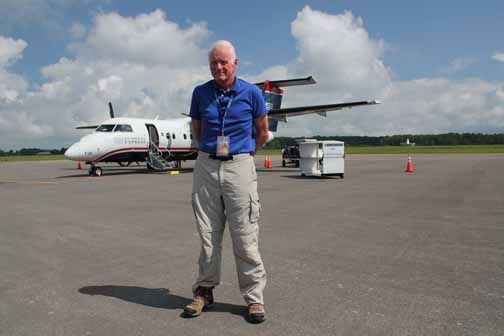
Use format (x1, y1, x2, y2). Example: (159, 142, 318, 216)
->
(249, 191, 261, 224)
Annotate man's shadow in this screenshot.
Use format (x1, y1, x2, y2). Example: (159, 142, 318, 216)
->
(79, 285, 247, 319)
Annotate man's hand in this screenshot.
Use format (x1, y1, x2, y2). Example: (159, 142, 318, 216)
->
(254, 115, 269, 153)
(191, 119, 201, 145)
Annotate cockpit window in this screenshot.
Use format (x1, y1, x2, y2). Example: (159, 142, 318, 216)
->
(114, 124, 133, 132)
(96, 124, 115, 132)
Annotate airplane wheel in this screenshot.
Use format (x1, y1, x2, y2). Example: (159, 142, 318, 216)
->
(282, 160, 286, 167)
(94, 167, 103, 177)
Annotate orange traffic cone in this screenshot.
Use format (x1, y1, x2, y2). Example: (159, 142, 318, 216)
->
(264, 156, 272, 168)
(405, 155, 414, 173)
(268, 156, 273, 168)
(77, 161, 82, 170)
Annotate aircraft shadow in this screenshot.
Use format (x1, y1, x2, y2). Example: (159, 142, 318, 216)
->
(79, 285, 247, 319)
(282, 175, 342, 180)
(256, 168, 299, 173)
(55, 168, 194, 179)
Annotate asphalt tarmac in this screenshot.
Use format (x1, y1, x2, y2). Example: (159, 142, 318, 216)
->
(1, 154, 503, 336)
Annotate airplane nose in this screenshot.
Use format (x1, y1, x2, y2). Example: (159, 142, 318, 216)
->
(64, 144, 81, 160)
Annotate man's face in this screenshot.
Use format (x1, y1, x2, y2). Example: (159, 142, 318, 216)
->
(209, 46, 237, 87)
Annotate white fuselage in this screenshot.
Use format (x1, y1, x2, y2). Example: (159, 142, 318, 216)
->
(65, 117, 197, 163)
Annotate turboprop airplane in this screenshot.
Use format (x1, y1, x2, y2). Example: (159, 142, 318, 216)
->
(65, 76, 380, 176)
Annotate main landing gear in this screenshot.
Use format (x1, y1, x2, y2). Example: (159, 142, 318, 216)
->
(88, 164, 103, 177)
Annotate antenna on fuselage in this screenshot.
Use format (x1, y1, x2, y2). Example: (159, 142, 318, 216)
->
(108, 102, 115, 118)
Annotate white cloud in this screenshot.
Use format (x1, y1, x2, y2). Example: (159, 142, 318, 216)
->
(81, 10, 209, 66)
(97, 75, 123, 100)
(0, 10, 210, 149)
(69, 22, 87, 39)
(1, 6, 504, 149)
(438, 57, 477, 75)
(492, 52, 504, 62)
(0, 36, 27, 67)
(290, 7, 390, 94)
(259, 6, 504, 137)
(0, 37, 28, 104)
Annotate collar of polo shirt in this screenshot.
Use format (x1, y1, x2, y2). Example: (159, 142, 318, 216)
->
(213, 78, 241, 95)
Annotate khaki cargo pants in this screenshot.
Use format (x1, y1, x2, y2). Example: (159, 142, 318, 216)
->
(191, 152, 266, 305)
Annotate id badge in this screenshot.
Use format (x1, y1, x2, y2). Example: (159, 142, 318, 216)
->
(216, 136, 230, 157)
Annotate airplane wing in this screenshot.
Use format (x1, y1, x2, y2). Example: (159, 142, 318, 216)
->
(254, 76, 316, 90)
(76, 125, 99, 130)
(268, 100, 380, 120)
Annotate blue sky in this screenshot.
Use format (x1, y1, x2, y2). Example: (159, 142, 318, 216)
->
(1, 0, 504, 148)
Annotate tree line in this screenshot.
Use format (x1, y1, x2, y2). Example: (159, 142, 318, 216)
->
(264, 133, 504, 149)
(1, 133, 504, 155)
(0, 148, 67, 156)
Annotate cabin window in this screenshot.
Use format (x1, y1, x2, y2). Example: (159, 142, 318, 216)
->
(183, 134, 187, 140)
(96, 124, 115, 132)
(114, 124, 133, 132)
(166, 133, 170, 139)
(190, 134, 193, 139)
(172, 134, 176, 139)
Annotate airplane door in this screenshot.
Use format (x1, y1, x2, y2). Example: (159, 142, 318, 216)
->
(146, 124, 159, 150)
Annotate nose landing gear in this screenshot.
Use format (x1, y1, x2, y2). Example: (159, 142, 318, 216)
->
(88, 165, 103, 177)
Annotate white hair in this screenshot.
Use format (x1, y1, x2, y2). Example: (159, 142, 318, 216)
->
(208, 40, 237, 62)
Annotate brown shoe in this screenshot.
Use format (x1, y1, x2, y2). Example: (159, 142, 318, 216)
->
(183, 287, 214, 317)
(248, 303, 266, 323)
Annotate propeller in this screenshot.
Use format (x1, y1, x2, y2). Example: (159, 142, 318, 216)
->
(109, 102, 115, 118)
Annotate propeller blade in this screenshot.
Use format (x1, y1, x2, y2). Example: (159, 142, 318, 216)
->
(109, 102, 115, 118)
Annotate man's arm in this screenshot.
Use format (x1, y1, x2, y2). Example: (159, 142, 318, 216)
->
(254, 115, 269, 155)
(191, 119, 201, 146)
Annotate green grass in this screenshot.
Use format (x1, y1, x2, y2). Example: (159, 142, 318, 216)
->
(345, 145, 504, 154)
(2, 145, 504, 162)
(0, 155, 65, 162)
(259, 145, 504, 155)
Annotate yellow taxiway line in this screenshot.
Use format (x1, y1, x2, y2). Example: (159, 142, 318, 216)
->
(0, 179, 60, 185)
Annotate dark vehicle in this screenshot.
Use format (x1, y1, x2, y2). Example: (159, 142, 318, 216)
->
(282, 145, 300, 167)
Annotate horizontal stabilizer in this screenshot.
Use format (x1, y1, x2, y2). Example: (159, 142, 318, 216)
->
(268, 100, 380, 120)
(76, 125, 99, 130)
(255, 76, 316, 90)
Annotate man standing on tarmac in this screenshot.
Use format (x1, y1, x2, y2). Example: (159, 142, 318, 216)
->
(184, 40, 269, 323)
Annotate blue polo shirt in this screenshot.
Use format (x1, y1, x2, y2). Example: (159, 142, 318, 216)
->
(189, 78, 267, 155)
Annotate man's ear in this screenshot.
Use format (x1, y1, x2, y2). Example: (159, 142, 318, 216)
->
(234, 58, 238, 66)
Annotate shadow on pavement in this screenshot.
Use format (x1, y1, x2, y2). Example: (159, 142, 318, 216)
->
(56, 168, 194, 179)
(282, 175, 341, 180)
(79, 285, 247, 319)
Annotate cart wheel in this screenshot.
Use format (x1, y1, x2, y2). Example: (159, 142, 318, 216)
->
(295, 161, 300, 168)
(340, 174, 344, 179)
